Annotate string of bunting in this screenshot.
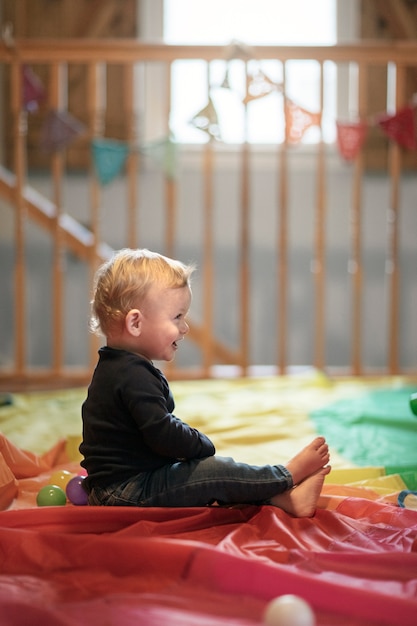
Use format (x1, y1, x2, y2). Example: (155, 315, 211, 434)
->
(188, 39, 417, 159)
(19, 55, 417, 186)
(92, 135, 179, 185)
(21, 64, 179, 184)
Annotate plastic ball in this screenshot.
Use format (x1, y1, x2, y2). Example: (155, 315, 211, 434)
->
(36, 484, 67, 507)
(49, 469, 74, 490)
(263, 595, 316, 626)
(66, 475, 88, 506)
(410, 392, 417, 416)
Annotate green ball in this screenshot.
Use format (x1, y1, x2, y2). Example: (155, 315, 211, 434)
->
(410, 392, 417, 416)
(36, 484, 67, 507)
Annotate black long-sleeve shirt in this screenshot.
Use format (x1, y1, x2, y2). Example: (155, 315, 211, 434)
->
(80, 347, 215, 491)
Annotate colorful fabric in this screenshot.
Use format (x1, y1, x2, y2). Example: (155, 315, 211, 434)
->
(310, 386, 417, 470)
(1, 373, 417, 625)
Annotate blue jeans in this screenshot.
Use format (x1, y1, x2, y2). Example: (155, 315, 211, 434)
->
(87, 455, 293, 507)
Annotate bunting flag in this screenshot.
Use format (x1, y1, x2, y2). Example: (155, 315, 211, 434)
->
(336, 120, 368, 161)
(284, 99, 321, 144)
(223, 40, 254, 61)
(376, 105, 417, 150)
(22, 65, 45, 112)
(40, 109, 86, 153)
(189, 98, 221, 141)
(140, 135, 178, 180)
(243, 69, 282, 105)
(219, 66, 232, 90)
(91, 138, 130, 185)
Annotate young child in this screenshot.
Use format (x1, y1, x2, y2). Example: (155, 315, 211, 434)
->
(80, 248, 330, 516)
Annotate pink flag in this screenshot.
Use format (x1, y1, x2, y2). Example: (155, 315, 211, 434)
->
(22, 65, 45, 112)
(336, 120, 368, 161)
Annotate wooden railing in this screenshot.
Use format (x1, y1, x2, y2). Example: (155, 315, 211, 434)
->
(1, 39, 417, 387)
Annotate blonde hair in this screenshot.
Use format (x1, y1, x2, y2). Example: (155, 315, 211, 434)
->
(90, 248, 195, 336)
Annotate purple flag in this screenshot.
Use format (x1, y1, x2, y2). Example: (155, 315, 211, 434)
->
(40, 109, 86, 153)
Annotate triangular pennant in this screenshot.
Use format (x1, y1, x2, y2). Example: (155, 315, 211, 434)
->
(284, 99, 321, 144)
(22, 65, 45, 112)
(336, 120, 368, 161)
(40, 109, 86, 153)
(140, 135, 178, 180)
(243, 69, 282, 104)
(223, 40, 254, 61)
(376, 105, 417, 150)
(91, 138, 130, 185)
(1, 23, 14, 48)
(189, 98, 221, 141)
(219, 66, 232, 90)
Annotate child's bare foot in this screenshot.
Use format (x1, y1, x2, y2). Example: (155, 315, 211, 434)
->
(270, 465, 331, 517)
(285, 436, 329, 485)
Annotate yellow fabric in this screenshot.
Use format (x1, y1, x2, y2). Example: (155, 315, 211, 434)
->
(0, 370, 415, 499)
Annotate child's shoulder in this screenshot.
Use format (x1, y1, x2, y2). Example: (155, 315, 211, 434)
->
(101, 347, 165, 380)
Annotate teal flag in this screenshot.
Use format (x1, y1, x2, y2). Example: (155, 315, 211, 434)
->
(92, 138, 130, 185)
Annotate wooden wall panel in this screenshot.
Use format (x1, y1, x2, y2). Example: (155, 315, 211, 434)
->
(2, 0, 137, 170)
(360, 0, 417, 170)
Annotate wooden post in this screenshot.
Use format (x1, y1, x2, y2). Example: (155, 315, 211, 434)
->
(123, 62, 138, 250)
(313, 62, 326, 371)
(201, 142, 215, 374)
(165, 62, 176, 259)
(49, 62, 65, 376)
(387, 62, 404, 374)
(277, 63, 288, 374)
(87, 61, 104, 369)
(350, 62, 366, 375)
(10, 58, 27, 376)
(240, 64, 251, 373)
(202, 63, 215, 375)
(162, 62, 176, 379)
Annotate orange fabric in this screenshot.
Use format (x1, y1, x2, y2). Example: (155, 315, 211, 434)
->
(0, 455, 17, 511)
(1, 435, 417, 625)
(0, 433, 68, 479)
(0, 434, 69, 510)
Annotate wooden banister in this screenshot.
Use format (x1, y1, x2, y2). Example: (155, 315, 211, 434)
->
(2, 39, 417, 64)
(1, 39, 417, 386)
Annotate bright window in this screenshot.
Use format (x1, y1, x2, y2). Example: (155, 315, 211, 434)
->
(164, 0, 337, 144)
(164, 0, 336, 46)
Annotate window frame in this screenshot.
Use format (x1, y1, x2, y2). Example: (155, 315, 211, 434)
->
(137, 0, 360, 148)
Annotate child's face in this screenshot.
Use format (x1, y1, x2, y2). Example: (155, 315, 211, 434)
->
(136, 285, 191, 362)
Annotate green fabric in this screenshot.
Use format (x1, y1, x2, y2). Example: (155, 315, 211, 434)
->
(385, 468, 417, 490)
(311, 387, 417, 470)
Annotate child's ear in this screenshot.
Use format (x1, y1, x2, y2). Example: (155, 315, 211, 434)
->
(125, 309, 142, 337)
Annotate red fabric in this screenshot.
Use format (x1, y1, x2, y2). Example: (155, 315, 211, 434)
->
(1, 435, 416, 625)
(1, 502, 416, 625)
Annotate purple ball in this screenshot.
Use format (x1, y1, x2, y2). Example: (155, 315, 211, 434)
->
(66, 475, 88, 505)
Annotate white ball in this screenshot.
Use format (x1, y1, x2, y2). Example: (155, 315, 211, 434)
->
(263, 594, 316, 626)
